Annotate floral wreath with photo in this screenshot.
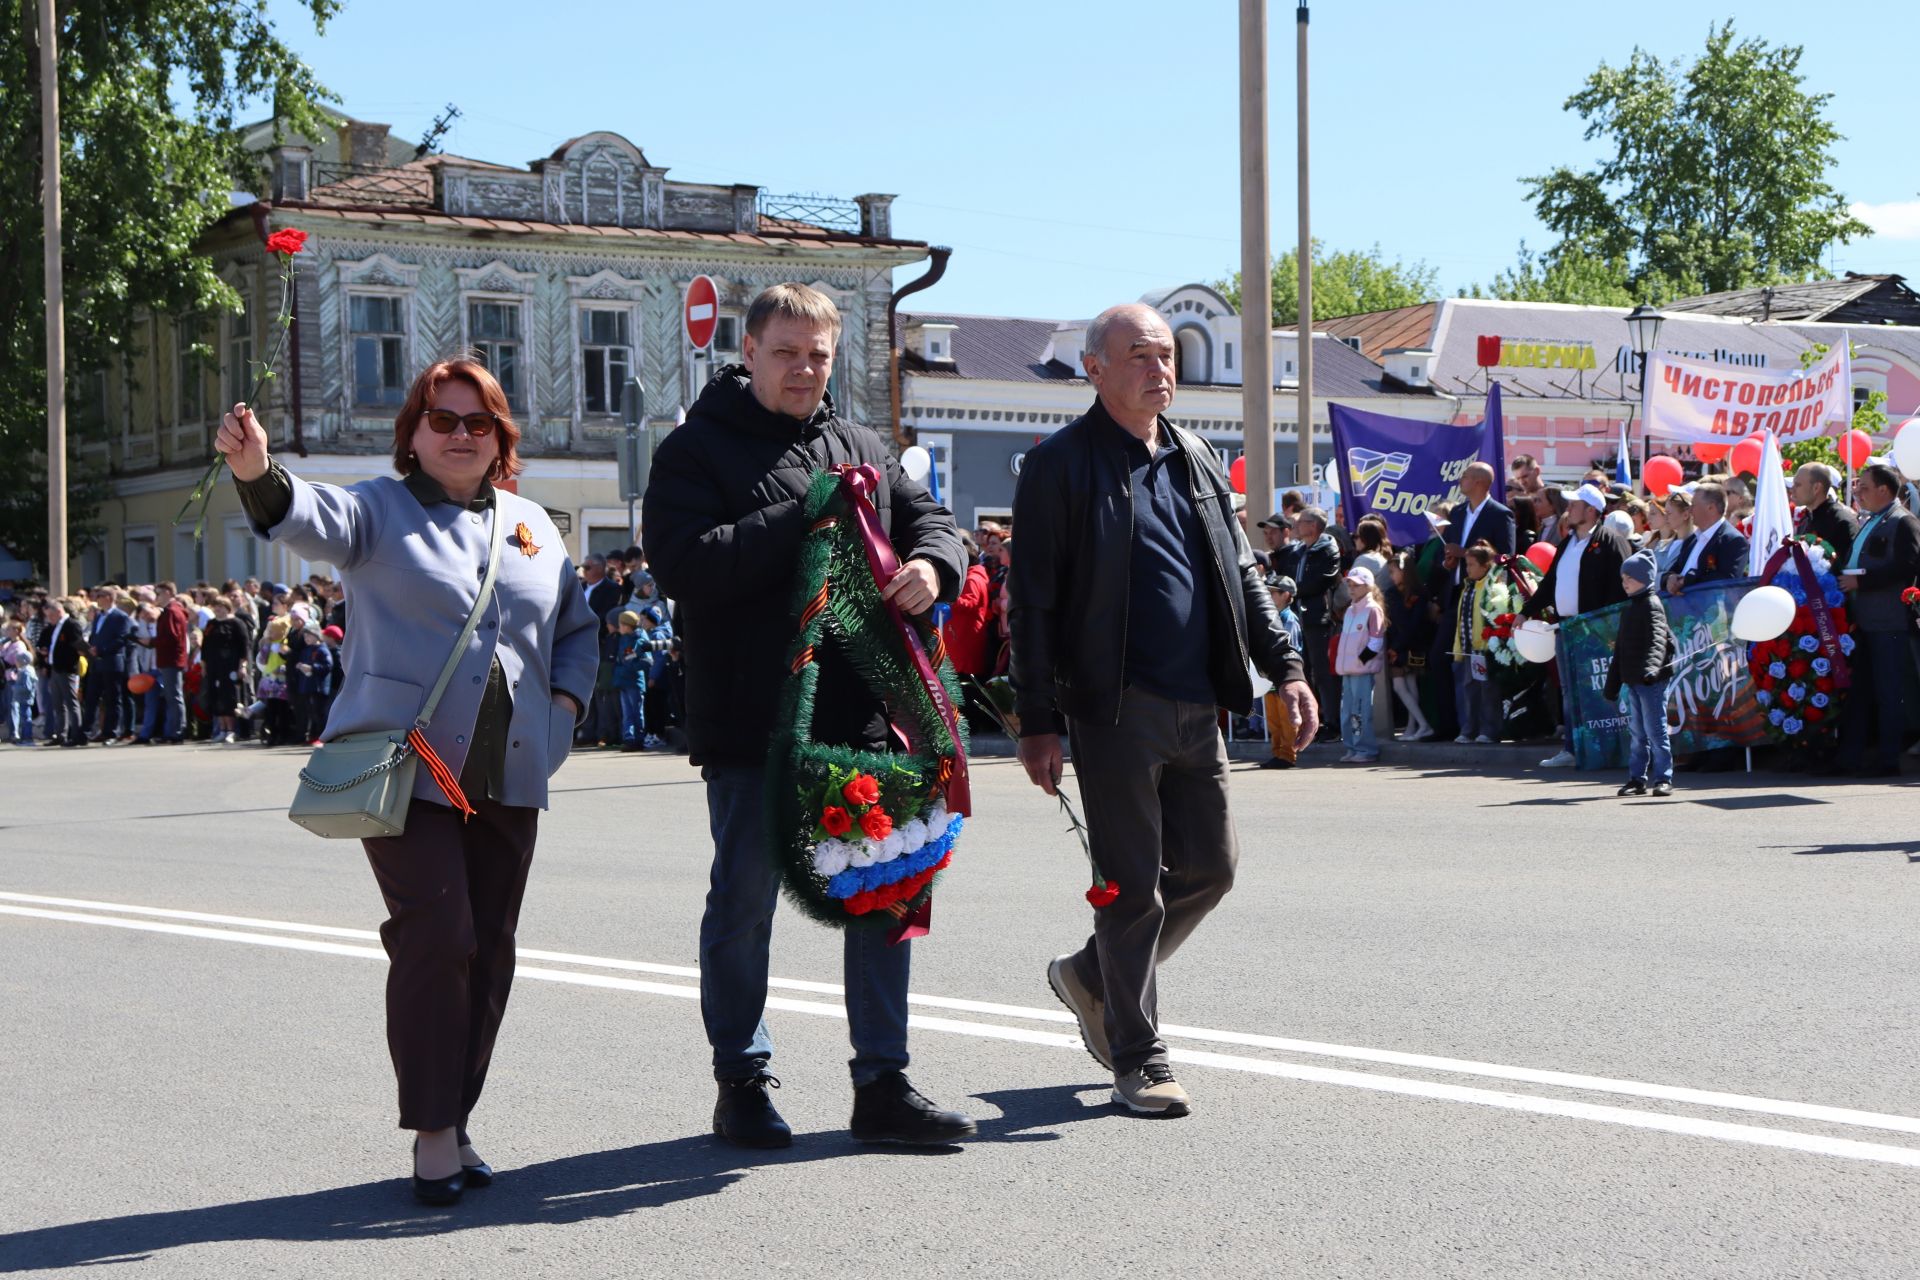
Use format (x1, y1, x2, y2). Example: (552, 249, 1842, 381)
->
(1745, 535, 1853, 745)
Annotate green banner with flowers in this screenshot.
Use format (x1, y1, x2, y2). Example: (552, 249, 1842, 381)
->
(1560, 581, 1769, 769)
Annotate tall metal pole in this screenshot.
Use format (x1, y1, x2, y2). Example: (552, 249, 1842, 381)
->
(39, 0, 67, 593)
(1294, 4, 1314, 498)
(1238, 0, 1273, 519)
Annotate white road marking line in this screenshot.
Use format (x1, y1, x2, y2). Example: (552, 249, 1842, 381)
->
(7, 893, 1920, 1154)
(10, 901, 1920, 1170)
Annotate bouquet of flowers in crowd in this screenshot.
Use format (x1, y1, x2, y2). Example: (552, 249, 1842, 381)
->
(1746, 537, 1853, 745)
(802, 762, 963, 918)
(1482, 612, 1523, 668)
(1903, 585, 1920, 632)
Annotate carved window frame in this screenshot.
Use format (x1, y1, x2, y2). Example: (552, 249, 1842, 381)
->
(566, 270, 645, 427)
(457, 260, 540, 417)
(337, 254, 422, 416)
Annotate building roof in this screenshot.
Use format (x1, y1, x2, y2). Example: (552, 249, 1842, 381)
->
(1279, 301, 1438, 362)
(1663, 274, 1920, 325)
(898, 311, 1403, 398)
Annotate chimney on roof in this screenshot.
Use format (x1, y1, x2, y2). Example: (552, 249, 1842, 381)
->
(1761, 286, 1774, 323)
(855, 194, 895, 239)
(342, 120, 392, 170)
(1383, 347, 1435, 388)
(268, 144, 312, 203)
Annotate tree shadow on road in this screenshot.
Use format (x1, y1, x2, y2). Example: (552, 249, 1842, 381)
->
(0, 1086, 1111, 1271)
(1774, 839, 1920, 862)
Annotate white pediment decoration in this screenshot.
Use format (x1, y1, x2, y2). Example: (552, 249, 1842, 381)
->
(567, 268, 645, 302)
(336, 253, 421, 290)
(456, 259, 539, 295)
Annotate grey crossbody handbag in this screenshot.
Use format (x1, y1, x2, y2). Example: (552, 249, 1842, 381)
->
(288, 508, 503, 839)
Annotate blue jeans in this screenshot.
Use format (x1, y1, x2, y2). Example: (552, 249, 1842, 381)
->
(1452, 659, 1500, 739)
(156, 666, 185, 741)
(699, 764, 911, 1086)
(1340, 674, 1378, 755)
(618, 687, 645, 743)
(137, 682, 161, 741)
(6, 673, 35, 742)
(1623, 680, 1673, 784)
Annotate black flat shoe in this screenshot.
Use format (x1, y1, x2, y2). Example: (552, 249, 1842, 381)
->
(412, 1137, 467, 1206)
(460, 1158, 494, 1187)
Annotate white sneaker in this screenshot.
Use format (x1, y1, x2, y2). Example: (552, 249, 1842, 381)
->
(1474, 735, 1494, 744)
(1540, 750, 1576, 768)
(1453, 734, 1473, 744)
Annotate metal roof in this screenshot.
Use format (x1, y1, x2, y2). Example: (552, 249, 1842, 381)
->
(1663, 274, 1920, 325)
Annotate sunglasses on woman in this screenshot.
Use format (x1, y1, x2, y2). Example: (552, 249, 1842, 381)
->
(423, 409, 503, 437)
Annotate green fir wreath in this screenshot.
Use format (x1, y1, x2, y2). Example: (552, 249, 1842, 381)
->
(765, 468, 969, 930)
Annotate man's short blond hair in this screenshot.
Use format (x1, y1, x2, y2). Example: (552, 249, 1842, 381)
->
(746, 283, 842, 342)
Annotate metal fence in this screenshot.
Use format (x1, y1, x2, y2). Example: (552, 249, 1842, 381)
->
(756, 192, 861, 232)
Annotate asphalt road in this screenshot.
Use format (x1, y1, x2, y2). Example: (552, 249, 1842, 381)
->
(3, 741, 1920, 1278)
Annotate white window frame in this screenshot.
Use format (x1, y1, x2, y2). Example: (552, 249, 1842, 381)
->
(172, 525, 207, 585)
(175, 314, 213, 431)
(225, 287, 255, 410)
(223, 514, 260, 583)
(462, 293, 531, 413)
(577, 304, 637, 419)
(124, 525, 158, 586)
(346, 288, 412, 412)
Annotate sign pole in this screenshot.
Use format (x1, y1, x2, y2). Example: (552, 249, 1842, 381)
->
(1294, 3, 1314, 500)
(1238, 0, 1273, 514)
(40, 0, 66, 593)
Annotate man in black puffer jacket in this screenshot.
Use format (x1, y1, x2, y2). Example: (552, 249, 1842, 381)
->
(643, 283, 975, 1150)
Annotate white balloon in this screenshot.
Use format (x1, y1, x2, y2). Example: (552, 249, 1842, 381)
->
(1513, 619, 1559, 664)
(900, 445, 932, 482)
(1731, 585, 1797, 643)
(1892, 419, 1920, 480)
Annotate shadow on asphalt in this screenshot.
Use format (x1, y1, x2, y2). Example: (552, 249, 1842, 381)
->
(1775, 839, 1920, 861)
(0, 1085, 1110, 1270)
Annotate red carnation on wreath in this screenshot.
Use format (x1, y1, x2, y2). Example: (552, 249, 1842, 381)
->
(264, 227, 308, 256)
(820, 806, 852, 837)
(842, 773, 880, 808)
(860, 807, 893, 841)
(1086, 880, 1120, 908)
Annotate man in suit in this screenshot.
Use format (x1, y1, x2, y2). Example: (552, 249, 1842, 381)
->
(1522, 483, 1630, 768)
(36, 599, 86, 747)
(1280, 506, 1343, 740)
(579, 555, 622, 620)
(1832, 464, 1920, 778)
(1443, 462, 1516, 585)
(1792, 464, 1860, 566)
(1662, 482, 1749, 595)
(81, 588, 133, 742)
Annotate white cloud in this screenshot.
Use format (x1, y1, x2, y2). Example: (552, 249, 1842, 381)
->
(1850, 200, 1920, 240)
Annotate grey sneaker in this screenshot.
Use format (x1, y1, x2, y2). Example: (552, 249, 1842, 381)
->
(1046, 954, 1113, 1071)
(1112, 1062, 1191, 1117)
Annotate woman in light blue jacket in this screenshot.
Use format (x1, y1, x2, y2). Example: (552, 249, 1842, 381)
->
(218, 359, 599, 1206)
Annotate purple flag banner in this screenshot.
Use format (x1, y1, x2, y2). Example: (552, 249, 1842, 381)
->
(1329, 384, 1507, 546)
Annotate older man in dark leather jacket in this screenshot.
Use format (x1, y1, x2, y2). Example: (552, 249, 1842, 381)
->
(1008, 303, 1316, 1119)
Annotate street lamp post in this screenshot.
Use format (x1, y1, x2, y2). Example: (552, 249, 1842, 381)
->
(1625, 304, 1666, 486)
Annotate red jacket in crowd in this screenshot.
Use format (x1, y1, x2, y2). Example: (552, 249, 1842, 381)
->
(155, 598, 191, 668)
(942, 563, 993, 676)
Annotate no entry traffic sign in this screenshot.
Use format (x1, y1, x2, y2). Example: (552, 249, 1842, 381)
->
(684, 275, 718, 350)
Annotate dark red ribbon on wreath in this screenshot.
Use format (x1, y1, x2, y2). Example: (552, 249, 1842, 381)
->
(833, 463, 973, 818)
(1757, 540, 1851, 692)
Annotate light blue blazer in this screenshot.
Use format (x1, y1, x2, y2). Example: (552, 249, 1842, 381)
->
(253, 470, 601, 810)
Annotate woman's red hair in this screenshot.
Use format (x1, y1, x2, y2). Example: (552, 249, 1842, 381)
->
(391, 358, 523, 482)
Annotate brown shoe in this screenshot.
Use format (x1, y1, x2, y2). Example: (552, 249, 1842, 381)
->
(1047, 954, 1113, 1070)
(1112, 1062, 1191, 1118)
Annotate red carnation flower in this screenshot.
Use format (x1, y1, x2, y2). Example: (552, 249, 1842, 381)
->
(1085, 881, 1120, 908)
(1806, 707, 1825, 721)
(264, 227, 308, 256)
(860, 807, 893, 841)
(820, 806, 853, 837)
(1793, 608, 1813, 628)
(842, 773, 881, 808)
(1815, 677, 1834, 692)
(1787, 660, 1809, 678)
(1905, 587, 1920, 606)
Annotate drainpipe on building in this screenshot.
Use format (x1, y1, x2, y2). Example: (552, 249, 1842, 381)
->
(887, 246, 952, 451)
(248, 202, 308, 458)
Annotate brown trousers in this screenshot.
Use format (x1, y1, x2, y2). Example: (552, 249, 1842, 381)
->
(362, 794, 538, 1134)
(1263, 690, 1299, 763)
(1065, 689, 1238, 1075)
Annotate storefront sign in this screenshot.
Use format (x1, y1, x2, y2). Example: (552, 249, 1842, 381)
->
(1476, 334, 1597, 371)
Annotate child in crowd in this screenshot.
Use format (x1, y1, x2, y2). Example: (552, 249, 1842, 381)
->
(1333, 565, 1386, 764)
(1384, 552, 1435, 741)
(2, 619, 35, 743)
(1259, 573, 1303, 771)
(639, 604, 675, 749)
(252, 615, 293, 746)
(292, 622, 334, 746)
(1449, 542, 1512, 744)
(612, 609, 649, 752)
(1604, 551, 1676, 797)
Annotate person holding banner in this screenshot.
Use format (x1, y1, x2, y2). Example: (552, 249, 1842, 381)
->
(1662, 484, 1749, 596)
(1522, 484, 1630, 768)
(1831, 464, 1920, 779)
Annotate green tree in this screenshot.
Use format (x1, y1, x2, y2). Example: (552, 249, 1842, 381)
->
(1482, 21, 1867, 305)
(1, 0, 339, 578)
(1464, 240, 1639, 307)
(1216, 240, 1439, 326)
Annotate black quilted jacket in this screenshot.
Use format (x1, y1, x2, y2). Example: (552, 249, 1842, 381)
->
(642, 369, 964, 767)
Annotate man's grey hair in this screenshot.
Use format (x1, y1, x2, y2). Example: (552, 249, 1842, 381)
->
(583, 553, 606, 569)
(1084, 303, 1166, 365)
(1296, 506, 1329, 533)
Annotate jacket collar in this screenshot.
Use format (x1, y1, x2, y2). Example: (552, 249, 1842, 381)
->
(1085, 396, 1178, 454)
(692, 364, 837, 442)
(404, 468, 493, 512)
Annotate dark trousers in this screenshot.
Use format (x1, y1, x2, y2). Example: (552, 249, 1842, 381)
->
(1302, 621, 1339, 738)
(1840, 630, 1915, 772)
(361, 794, 538, 1133)
(1066, 689, 1237, 1074)
(46, 672, 82, 743)
(82, 668, 122, 738)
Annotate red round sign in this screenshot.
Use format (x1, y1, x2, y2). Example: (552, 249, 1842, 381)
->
(684, 275, 719, 350)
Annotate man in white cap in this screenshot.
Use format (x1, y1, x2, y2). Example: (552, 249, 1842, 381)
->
(1521, 483, 1630, 768)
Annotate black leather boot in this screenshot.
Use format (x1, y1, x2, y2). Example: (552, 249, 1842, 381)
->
(850, 1072, 978, 1145)
(713, 1072, 793, 1148)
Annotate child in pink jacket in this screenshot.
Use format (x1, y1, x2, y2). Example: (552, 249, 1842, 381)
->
(1334, 565, 1387, 763)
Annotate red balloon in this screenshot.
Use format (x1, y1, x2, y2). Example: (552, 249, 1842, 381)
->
(1838, 429, 1872, 469)
(1643, 454, 1684, 497)
(1694, 440, 1732, 465)
(126, 673, 155, 695)
(1525, 541, 1556, 571)
(1729, 434, 1766, 477)
(1229, 455, 1247, 495)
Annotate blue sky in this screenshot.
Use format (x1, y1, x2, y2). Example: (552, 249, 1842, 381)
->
(259, 0, 1920, 321)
